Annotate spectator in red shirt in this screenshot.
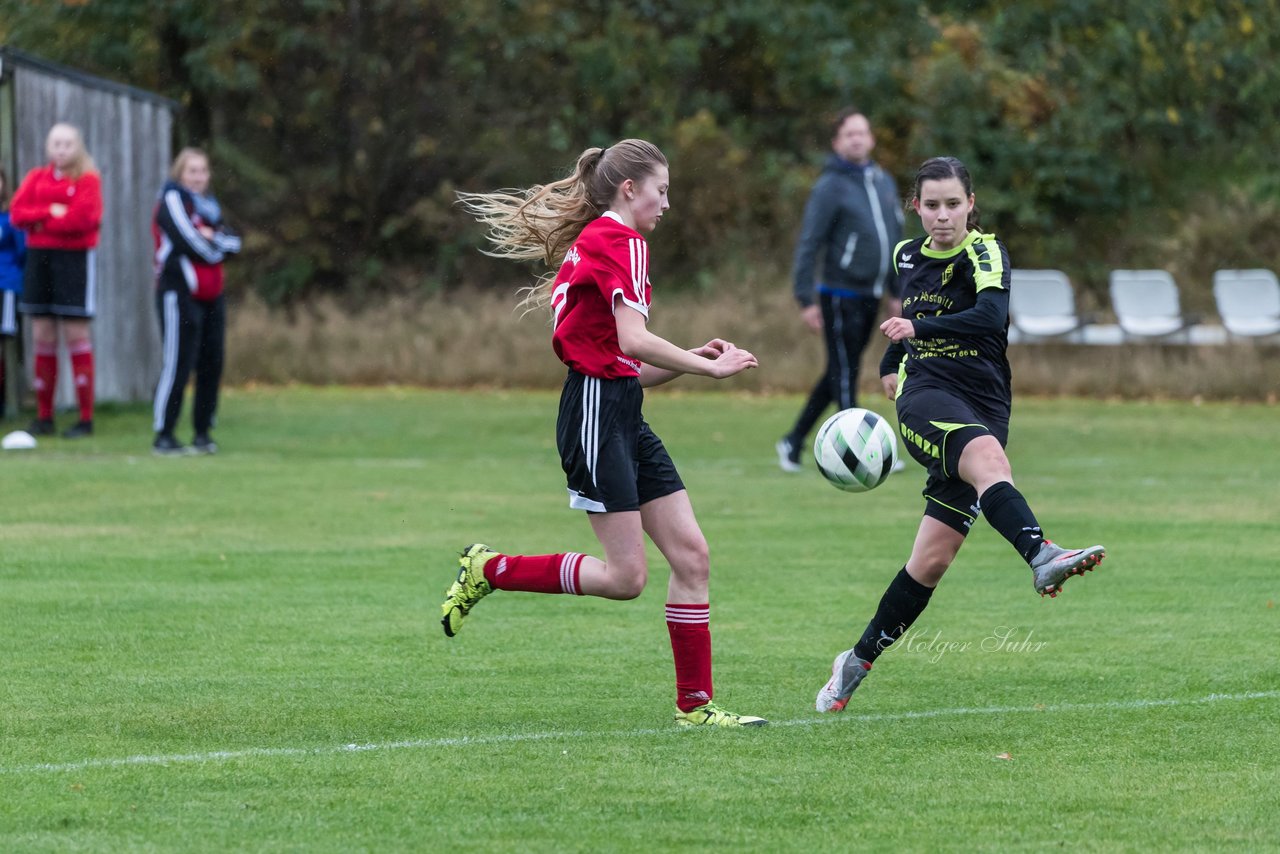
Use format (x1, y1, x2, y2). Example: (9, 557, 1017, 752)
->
(9, 123, 103, 438)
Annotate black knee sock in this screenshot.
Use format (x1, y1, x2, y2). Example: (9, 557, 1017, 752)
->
(980, 480, 1045, 563)
(853, 567, 935, 663)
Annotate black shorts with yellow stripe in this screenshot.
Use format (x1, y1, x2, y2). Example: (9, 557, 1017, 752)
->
(895, 385, 1010, 535)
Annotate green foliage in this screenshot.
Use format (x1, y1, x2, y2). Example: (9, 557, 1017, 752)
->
(1158, 186, 1280, 303)
(897, 3, 1280, 289)
(2, 0, 1278, 303)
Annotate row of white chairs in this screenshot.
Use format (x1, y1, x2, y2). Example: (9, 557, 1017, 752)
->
(1009, 268, 1280, 344)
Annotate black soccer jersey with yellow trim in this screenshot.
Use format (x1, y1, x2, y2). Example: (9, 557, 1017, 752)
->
(891, 230, 1012, 405)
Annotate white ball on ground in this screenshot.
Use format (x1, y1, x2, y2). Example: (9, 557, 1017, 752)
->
(2, 430, 37, 451)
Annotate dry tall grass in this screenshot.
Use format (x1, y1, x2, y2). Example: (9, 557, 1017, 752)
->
(225, 286, 1280, 402)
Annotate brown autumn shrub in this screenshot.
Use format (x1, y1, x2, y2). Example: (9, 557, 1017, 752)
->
(226, 267, 1280, 402)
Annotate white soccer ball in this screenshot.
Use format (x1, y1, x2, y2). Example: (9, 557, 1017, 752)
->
(1, 430, 37, 451)
(813, 408, 899, 493)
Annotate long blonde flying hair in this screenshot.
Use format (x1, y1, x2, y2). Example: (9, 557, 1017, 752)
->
(47, 123, 98, 179)
(457, 139, 668, 312)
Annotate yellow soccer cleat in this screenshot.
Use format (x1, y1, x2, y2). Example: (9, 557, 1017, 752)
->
(674, 702, 768, 728)
(441, 543, 497, 637)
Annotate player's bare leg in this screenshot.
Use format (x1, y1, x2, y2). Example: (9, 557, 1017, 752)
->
(642, 491, 766, 727)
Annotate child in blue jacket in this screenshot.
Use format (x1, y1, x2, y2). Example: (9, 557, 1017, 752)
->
(0, 167, 28, 418)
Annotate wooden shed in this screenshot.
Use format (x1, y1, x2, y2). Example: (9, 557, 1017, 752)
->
(0, 46, 177, 412)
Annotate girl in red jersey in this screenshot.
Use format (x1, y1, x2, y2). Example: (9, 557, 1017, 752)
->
(448, 140, 767, 727)
(10, 124, 103, 438)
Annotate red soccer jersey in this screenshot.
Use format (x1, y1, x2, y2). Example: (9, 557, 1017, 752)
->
(551, 212, 652, 379)
(9, 165, 102, 250)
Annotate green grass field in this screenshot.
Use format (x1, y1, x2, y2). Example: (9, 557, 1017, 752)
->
(2, 387, 1277, 852)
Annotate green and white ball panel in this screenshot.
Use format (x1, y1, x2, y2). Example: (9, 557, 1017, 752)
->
(813, 408, 899, 493)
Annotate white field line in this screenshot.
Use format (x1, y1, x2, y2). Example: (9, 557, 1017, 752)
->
(2, 690, 1275, 776)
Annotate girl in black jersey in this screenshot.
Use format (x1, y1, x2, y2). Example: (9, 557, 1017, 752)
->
(816, 156, 1106, 713)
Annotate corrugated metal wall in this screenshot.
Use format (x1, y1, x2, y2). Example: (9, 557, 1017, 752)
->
(7, 56, 173, 405)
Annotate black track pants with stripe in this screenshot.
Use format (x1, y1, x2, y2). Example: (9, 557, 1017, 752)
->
(787, 291, 880, 445)
(153, 288, 225, 437)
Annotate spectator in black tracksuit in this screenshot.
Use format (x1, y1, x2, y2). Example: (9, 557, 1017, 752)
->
(777, 108, 904, 473)
(151, 147, 240, 456)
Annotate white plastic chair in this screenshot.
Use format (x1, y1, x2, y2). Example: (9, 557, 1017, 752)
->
(1009, 269, 1091, 340)
(1109, 270, 1197, 339)
(1213, 269, 1280, 338)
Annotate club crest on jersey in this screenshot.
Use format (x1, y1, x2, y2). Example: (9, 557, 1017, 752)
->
(942, 263, 955, 286)
(564, 247, 581, 266)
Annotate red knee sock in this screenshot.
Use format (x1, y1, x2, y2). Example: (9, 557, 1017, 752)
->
(482, 552, 585, 595)
(33, 342, 57, 420)
(69, 341, 94, 423)
(666, 603, 713, 711)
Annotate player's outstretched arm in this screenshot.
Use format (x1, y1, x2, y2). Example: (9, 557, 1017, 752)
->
(640, 339, 750, 388)
(617, 307, 757, 387)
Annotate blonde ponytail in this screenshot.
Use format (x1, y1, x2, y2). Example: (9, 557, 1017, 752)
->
(458, 139, 667, 312)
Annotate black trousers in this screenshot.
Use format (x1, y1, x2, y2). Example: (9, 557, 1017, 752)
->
(153, 288, 225, 437)
(787, 290, 880, 445)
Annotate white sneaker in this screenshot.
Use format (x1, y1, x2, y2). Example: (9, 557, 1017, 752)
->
(775, 437, 803, 473)
(891, 456, 906, 473)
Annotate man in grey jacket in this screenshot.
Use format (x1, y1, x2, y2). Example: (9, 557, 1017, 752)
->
(777, 108, 905, 472)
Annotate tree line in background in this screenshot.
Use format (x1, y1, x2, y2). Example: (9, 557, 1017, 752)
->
(3, 0, 1278, 307)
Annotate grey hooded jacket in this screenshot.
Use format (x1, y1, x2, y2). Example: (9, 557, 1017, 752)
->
(792, 154, 904, 306)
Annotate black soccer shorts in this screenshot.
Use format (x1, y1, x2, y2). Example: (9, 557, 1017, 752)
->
(895, 384, 1010, 535)
(556, 369, 685, 513)
(19, 248, 96, 318)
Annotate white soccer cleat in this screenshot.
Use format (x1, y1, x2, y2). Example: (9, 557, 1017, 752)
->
(816, 648, 872, 713)
(1030, 541, 1106, 597)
